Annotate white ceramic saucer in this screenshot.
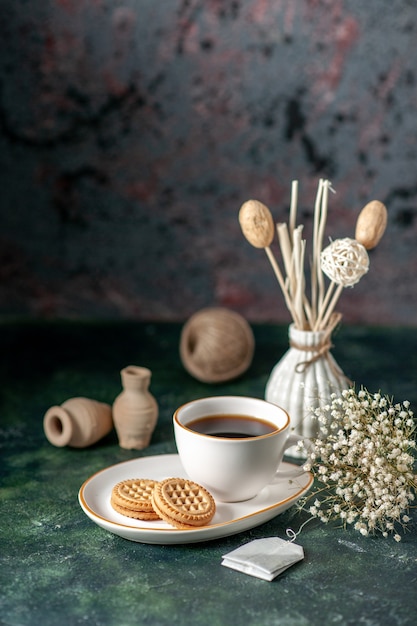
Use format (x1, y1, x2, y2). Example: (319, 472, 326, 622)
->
(78, 453, 313, 545)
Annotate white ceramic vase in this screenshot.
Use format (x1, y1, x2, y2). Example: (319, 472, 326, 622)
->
(265, 324, 348, 458)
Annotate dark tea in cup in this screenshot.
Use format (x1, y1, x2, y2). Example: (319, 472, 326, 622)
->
(186, 414, 278, 438)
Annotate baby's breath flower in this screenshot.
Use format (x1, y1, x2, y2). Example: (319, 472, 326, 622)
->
(299, 386, 416, 540)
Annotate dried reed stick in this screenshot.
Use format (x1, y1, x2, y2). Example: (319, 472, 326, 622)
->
(264, 246, 301, 327)
(313, 280, 336, 331)
(311, 179, 324, 326)
(289, 180, 298, 238)
(317, 283, 344, 330)
(316, 181, 330, 316)
(277, 223, 295, 299)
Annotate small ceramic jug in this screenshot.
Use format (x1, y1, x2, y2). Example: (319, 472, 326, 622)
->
(43, 397, 113, 448)
(112, 365, 159, 450)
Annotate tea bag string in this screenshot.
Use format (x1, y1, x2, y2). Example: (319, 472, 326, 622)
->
(286, 517, 315, 542)
(291, 312, 350, 383)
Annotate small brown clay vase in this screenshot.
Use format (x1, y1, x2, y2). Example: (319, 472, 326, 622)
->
(43, 397, 113, 448)
(112, 366, 159, 450)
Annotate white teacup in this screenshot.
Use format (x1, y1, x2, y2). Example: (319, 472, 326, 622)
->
(173, 395, 305, 502)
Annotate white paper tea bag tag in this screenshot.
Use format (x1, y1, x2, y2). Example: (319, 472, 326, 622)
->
(221, 537, 304, 581)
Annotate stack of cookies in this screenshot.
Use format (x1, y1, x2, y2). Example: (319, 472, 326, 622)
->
(111, 479, 160, 520)
(111, 477, 216, 529)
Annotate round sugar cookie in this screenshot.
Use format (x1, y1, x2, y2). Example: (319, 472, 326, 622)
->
(151, 477, 216, 529)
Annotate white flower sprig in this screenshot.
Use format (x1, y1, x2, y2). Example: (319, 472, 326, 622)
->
(301, 387, 416, 541)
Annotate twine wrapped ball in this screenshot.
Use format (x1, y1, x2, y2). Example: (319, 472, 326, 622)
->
(321, 237, 369, 287)
(180, 308, 255, 383)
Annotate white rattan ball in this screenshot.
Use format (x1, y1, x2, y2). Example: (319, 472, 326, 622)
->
(321, 237, 369, 287)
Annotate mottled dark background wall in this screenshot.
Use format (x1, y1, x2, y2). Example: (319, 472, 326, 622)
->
(0, 0, 416, 325)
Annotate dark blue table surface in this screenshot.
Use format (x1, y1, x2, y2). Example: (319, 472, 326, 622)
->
(1, 321, 416, 626)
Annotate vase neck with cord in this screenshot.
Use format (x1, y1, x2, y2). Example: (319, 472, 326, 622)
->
(265, 321, 349, 458)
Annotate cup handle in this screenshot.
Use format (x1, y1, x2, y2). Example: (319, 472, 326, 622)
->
(271, 433, 310, 481)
